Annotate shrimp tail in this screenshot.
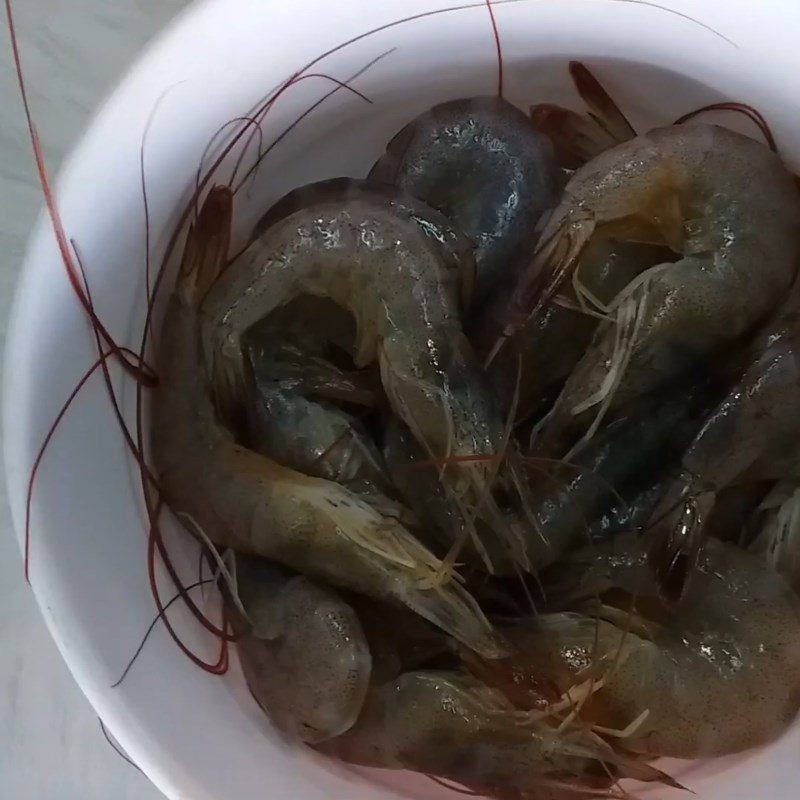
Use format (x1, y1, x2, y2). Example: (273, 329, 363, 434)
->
(568, 62, 636, 145)
(530, 104, 617, 169)
(530, 62, 635, 169)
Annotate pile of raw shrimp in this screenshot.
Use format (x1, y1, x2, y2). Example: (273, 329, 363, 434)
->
(153, 63, 800, 799)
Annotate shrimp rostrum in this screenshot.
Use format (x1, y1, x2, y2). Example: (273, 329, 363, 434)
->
(151, 186, 505, 659)
(502, 123, 800, 452)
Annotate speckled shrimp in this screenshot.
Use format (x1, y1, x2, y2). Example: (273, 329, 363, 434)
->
(503, 124, 800, 454)
(533, 534, 800, 758)
(151, 187, 505, 659)
(234, 557, 371, 743)
(321, 670, 673, 797)
(199, 178, 538, 571)
(368, 96, 559, 305)
(646, 302, 800, 596)
(252, 176, 477, 310)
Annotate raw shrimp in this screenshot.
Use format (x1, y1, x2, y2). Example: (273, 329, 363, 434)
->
(245, 303, 421, 524)
(244, 309, 390, 496)
(234, 557, 371, 743)
(151, 187, 506, 659)
(646, 303, 800, 597)
(368, 96, 558, 303)
(537, 534, 800, 758)
(245, 387, 394, 501)
(200, 178, 533, 570)
(320, 670, 672, 795)
(501, 124, 800, 453)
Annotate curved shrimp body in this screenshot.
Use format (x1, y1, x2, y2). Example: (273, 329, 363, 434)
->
(369, 97, 558, 304)
(321, 670, 669, 794)
(539, 535, 800, 757)
(235, 557, 371, 743)
(201, 180, 531, 568)
(253, 177, 477, 310)
(152, 188, 506, 659)
(510, 124, 800, 450)
(671, 310, 800, 489)
(647, 307, 800, 595)
(246, 387, 392, 497)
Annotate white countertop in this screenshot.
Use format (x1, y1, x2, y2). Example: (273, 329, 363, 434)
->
(0, 2, 190, 797)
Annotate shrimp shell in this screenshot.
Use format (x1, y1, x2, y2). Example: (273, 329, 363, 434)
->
(152, 187, 506, 658)
(541, 535, 800, 758)
(235, 557, 371, 743)
(369, 96, 558, 304)
(508, 124, 800, 452)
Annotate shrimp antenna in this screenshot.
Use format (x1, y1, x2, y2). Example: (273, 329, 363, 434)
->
(4, 0, 156, 387)
(675, 102, 777, 152)
(426, 775, 483, 796)
(485, 0, 504, 98)
(111, 578, 213, 688)
(605, 0, 736, 46)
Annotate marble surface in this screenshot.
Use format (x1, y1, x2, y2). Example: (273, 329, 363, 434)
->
(0, 2, 190, 797)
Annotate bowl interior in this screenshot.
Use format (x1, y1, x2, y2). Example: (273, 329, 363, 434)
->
(5, 1, 800, 799)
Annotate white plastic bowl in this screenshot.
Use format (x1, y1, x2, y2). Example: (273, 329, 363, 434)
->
(5, 1, 800, 798)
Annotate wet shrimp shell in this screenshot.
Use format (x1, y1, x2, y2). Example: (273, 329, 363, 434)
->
(369, 96, 559, 303)
(236, 558, 372, 744)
